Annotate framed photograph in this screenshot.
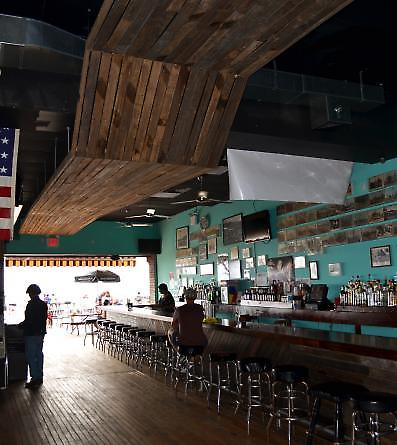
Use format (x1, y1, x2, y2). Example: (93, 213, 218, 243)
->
(294, 256, 306, 269)
(176, 226, 189, 249)
(384, 170, 397, 187)
(370, 245, 391, 267)
(328, 263, 342, 276)
(230, 246, 239, 260)
(229, 260, 241, 280)
(245, 257, 254, 269)
(242, 247, 250, 259)
(309, 261, 319, 280)
(222, 214, 243, 245)
(369, 174, 384, 190)
(207, 237, 217, 255)
(200, 263, 214, 276)
(199, 243, 207, 261)
(217, 254, 229, 281)
(257, 255, 267, 266)
(267, 256, 295, 282)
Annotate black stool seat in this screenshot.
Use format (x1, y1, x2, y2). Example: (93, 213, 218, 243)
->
(128, 327, 145, 333)
(310, 381, 368, 402)
(178, 345, 204, 356)
(150, 335, 168, 343)
(273, 365, 309, 383)
(354, 392, 397, 413)
(307, 381, 369, 445)
(240, 357, 271, 373)
(136, 330, 155, 338)
(115, 324, 129, 331)
(210, 352, 237, 362)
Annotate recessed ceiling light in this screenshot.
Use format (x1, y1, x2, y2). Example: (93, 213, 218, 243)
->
(150, 192, 181, 198)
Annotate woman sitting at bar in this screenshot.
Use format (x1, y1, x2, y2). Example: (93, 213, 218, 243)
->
(168, 288, 207, 352)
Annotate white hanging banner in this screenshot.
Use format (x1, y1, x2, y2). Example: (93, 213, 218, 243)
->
(227, 149, 352, 204)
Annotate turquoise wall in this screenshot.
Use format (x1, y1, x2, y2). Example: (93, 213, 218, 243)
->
(157, 158, 397, 296)
(6, 221, 160, 255)
(156, 158, 397, 337)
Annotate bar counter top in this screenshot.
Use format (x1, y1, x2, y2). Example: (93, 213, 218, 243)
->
(103, 305, 397, 362)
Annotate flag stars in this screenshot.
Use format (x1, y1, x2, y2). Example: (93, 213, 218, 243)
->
(1, 152, 8, 159)
(1, 137, 9, 144)
(0, 166, 7, 174)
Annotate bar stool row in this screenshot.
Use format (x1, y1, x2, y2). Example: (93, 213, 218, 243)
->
(95, 320, 397, 444)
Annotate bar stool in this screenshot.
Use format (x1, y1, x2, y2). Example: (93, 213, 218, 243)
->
(117, 325, 136, 361)
(135, 331, 155, 368)
(306, 381, 368, 445)
(236, 357, 272, 434)
(109, 324, 130, 357)
(207, 352, 240, 414)
(125, 328, 146, 365)
(352, 391, 397, 444)
(267, 365, 309, 445)
(149, 335, 169, 376)
(95, 319, 111, 350)
(100, 320, 115, 352)
(174, 345, 205, 396)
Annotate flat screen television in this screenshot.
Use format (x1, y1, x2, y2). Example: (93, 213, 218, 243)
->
(138, 238, 162, 254)
(242, 210, 271, 243)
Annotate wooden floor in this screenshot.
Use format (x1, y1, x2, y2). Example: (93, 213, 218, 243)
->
(0, 327, 393, 445)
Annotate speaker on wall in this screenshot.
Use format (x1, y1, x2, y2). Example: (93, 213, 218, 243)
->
(138, 238, 162, 254)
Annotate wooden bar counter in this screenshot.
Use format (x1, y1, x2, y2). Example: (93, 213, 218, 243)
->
(103, 305, 397, 394)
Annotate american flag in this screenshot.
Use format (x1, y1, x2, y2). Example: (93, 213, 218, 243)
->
(0, 128, 20, 241)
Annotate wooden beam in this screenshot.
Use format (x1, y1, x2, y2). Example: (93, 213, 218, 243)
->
(21, 0, 353, 235)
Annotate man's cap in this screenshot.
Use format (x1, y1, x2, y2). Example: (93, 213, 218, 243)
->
(26, 284, 41, 295)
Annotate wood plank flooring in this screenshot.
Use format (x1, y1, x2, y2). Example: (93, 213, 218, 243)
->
(0, 328, 393, 445)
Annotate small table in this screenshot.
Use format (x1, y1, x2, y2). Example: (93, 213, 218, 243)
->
(61, 314, 95, 335)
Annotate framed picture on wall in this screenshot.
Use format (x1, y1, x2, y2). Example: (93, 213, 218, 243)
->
(309, 261, 319, 280)
(230, 246, 239, 260)
(207, 237, 217, 255)
(370, 245, 391, 267)
(176, 226, 189, 249)
(222, 214, 243, 245)
(199, 243, 207, 261)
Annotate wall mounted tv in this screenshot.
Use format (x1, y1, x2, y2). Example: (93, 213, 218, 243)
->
(242, 210, 271, 243)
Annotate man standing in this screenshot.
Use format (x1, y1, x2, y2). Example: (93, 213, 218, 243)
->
(155, 283, 175, 312)
(19, 284, 48, 388)
(170, 288, 207, 351)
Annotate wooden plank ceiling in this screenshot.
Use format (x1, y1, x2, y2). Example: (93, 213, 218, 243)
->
(20, 0, 352, 235)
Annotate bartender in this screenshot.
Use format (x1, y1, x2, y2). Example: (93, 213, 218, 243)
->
(134, 283, 175, 313)
(155, 283, 175, 312)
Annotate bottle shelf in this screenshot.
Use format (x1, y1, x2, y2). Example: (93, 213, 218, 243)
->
(240, 300, 293, 309)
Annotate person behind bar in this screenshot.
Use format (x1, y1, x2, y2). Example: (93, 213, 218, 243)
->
(18, 284, 48, 389)
(169, 287, 207, 351)
(151, 283, 175, 312)
(133, 283, 175, 312)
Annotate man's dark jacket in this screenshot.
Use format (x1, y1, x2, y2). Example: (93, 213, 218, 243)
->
(20, 296, 48, 336)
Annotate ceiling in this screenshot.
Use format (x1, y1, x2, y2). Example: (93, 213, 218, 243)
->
(1, 0, 397, 227)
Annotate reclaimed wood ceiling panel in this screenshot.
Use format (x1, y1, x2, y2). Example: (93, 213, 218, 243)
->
(21, 0, 352, 235)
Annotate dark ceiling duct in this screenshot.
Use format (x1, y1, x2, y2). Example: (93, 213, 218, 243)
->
(244, 68, 385, 129)
(0, 14, 84, 209)
(0, 14, 84, 75)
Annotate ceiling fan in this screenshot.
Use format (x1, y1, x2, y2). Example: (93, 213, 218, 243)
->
(124, 208, 170, 220)
(171, 176, 224, 206)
